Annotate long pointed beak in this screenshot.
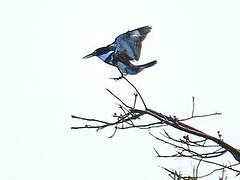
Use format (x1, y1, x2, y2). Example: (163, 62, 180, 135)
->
(82, 52, 95, 59)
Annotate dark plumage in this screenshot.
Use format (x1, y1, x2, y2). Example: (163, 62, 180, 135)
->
(83, 26, 157, 76)
(114, 25, 152, 61)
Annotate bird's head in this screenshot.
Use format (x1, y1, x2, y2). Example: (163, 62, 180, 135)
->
(82, 47, 111, 59)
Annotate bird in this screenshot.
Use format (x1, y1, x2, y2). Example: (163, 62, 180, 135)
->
(82, 25, 157, 78)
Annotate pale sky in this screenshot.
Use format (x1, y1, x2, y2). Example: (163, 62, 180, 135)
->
(0, 0, 240, 179)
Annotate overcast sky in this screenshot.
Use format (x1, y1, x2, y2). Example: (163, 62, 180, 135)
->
(0, 0, 240, 179)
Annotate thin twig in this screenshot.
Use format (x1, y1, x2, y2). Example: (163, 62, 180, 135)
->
(123, 77, 147, 109)
(106, 88, 131, 108)
(71, 115, 111, 125)
(192, 96, 195, 117)
(133, 93, 138, 109)
(179, 112, 222, 122)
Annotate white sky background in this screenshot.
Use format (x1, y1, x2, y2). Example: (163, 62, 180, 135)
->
(0, 0, 240, 179)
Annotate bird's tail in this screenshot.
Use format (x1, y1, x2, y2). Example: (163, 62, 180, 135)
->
(137, 60, 157, 72)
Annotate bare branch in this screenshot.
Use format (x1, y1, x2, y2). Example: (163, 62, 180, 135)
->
(72, 76, 240, 179)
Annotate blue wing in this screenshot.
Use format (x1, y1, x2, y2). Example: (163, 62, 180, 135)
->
(114, 26, 152, 61)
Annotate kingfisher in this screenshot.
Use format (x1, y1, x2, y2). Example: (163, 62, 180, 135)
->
(82, 26, 157, 78)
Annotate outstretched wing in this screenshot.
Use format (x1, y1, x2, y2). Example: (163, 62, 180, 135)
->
(114, 26, 152, 61)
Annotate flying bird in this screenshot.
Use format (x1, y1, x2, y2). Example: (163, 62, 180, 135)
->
(82, 26, 157, 78)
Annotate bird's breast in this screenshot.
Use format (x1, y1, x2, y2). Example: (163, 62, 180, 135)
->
(98, 51, 114, 63)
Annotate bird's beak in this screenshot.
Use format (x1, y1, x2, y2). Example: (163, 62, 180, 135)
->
(82, 52, 95, 59)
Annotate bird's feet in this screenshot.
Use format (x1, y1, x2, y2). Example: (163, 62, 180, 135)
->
(110, 76, 123, 81)
(110, 71, 124, 81)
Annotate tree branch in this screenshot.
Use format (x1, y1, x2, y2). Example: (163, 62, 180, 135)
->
(72, 76, 240, 179)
